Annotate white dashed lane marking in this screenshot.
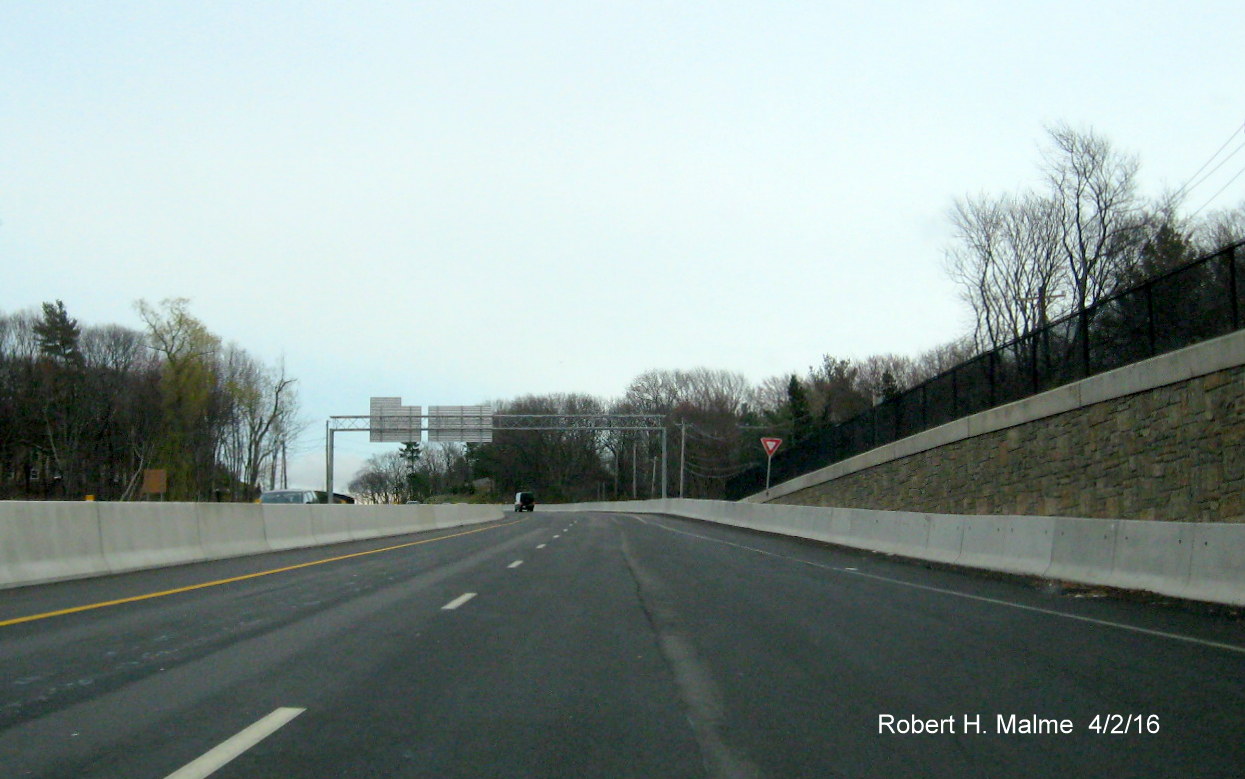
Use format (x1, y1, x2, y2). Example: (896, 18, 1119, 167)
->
(441, 593, 477, 610)
(165, 707, 304, 779)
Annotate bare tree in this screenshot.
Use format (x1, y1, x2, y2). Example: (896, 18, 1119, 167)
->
(946, 125, 1147, 353)
(470, 393, 612, 502)
(854, 353, 920, 402)
(414, 442, 471, 497)
(1192, 201, 1245, 254)
(911, 337, 977, 384)
(217, 346, 299, 499)
(946, 192, 1066, 351)
(624, 369, 682, 413)
(1042, 123, 1147, 314)
(79, 323, 162, 499)
(348, 451, 408, 504)
(750, 375, 790, 419)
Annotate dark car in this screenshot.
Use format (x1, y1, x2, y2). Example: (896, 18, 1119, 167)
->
(514, 491, 535, 512)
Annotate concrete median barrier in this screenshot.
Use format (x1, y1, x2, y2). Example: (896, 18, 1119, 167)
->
(98, 502, 203, 574)
(1, 500, 508, 590)
(0, 502, 107, 586)
(6, 496, 1237, 605)
(430, 505, 459, 530)
(261, 505, 319, 551)
(431, 504, 505, 530)
(310, 504, 354, 545)
(197, 503, 269, 560)
(348, 505, 412, 540)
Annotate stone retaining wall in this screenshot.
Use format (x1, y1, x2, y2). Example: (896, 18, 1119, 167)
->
(768, 350, 1244, 523)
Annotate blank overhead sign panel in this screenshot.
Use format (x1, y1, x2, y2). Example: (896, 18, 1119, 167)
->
(369, 397, 423, 442)
(429, 405, 494, 443)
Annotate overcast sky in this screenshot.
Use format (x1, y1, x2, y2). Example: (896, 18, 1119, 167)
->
(3, 1, 1243, 489)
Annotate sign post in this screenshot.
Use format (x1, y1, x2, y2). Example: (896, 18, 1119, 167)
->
(760, 437, 783, 491)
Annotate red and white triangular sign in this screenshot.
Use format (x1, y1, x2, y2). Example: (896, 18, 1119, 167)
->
(761, 437, 783, 457)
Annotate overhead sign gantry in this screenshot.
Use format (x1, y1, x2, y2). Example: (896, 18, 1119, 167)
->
(325, 398, 668, 500)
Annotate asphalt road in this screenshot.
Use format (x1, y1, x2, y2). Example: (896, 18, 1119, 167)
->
(2, 510, 1244, 778)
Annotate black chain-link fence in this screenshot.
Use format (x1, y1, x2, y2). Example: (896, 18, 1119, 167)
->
(726, 240, 1245, 499)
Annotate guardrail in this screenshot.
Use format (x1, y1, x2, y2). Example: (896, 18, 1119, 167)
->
(544, 499, 1245, 607)
(0, 502, 505, 589)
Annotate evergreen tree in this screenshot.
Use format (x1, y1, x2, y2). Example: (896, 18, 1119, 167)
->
(786, 375, 812, 442)
(880, 370, 901, 403)
(33, 300, 83, 365)
(400, 441, 424, 500)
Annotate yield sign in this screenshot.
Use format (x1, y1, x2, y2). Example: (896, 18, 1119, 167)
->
(761, 437, 783, 457)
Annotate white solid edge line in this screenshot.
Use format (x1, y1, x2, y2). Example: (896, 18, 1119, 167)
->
(508, 560, 524, 569)
(637, 515, 1245, 657)
(165, 707, 305, 779)
(442, 592, 477, 610)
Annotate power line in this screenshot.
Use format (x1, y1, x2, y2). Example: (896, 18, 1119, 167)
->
(682, 459, 750, 476)
(1183, 140, 1245, 198)
(1174, 119, 1245, 200)
(1188, 162, 1245, 220)
(684, 464, 755, 480)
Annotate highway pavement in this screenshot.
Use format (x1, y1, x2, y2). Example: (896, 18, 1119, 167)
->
(2, 510, 1244, 777)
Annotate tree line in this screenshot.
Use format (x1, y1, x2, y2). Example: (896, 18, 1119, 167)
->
(0, 298, 302, 501)
(347, 360, 961, 504)
(946, 123, 1244, 353)
(349, 124, 1244, 504)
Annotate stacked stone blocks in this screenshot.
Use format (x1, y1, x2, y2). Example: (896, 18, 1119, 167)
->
(772, 365, 1244, 523)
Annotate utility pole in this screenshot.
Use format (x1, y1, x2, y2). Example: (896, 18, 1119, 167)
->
(632, 439, 637, 499)
(679, 420, 686, 498)
(661, 425, 668, 499)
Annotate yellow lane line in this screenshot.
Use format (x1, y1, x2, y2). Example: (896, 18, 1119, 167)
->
(1, 519, 522, 628)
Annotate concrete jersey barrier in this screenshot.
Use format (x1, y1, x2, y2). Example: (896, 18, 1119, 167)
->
(543, 499, 1245, 607)
(5, 497, 1238, 606)
(0, 501, 506, 589)
(0, 502, 109, 586)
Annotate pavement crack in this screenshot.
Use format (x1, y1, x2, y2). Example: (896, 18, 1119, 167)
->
(619, 528, 763, 779)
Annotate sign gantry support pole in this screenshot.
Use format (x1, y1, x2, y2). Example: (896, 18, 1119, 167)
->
(325, 421, 335, 500)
